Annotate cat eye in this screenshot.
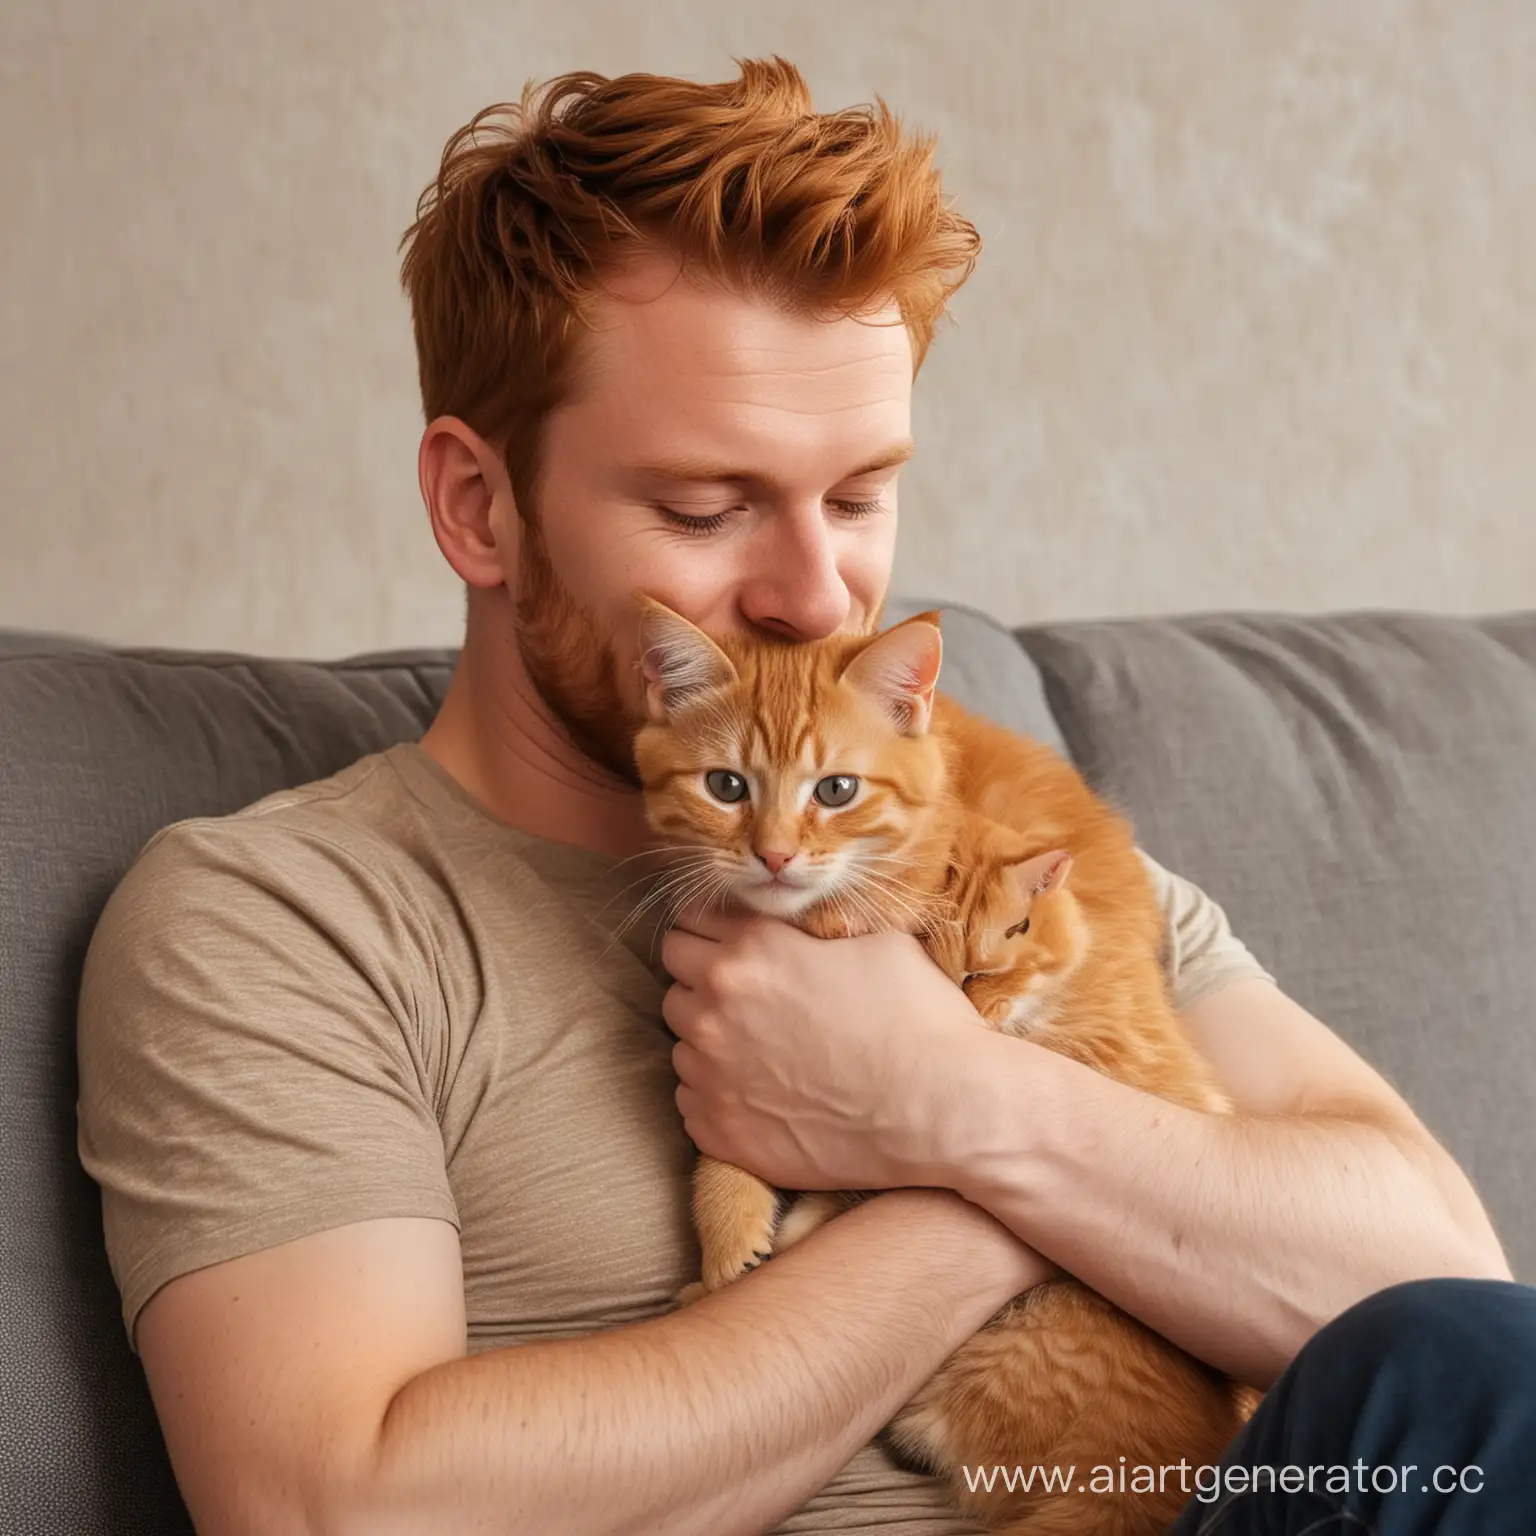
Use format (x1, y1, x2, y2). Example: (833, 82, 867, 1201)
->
(1004, 918, 1031, 940)
(812, 774, 859, 808)
(704, 769, 749, 803)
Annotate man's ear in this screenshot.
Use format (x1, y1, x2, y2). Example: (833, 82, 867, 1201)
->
(1003, 849, 1074, 901)
(419, 416, 515, 589)
(838, 611, 943, 736)
(636, 596, 738, 723)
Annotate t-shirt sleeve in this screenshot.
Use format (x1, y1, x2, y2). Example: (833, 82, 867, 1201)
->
(1137, 849, 1276, 1011)
(76, 816, 459, 1353)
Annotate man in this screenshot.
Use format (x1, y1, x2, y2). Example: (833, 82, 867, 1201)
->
(77, 58, 1528, 1536)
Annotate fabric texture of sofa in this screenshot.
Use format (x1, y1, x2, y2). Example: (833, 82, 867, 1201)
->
(1, 602, 1532, 1534)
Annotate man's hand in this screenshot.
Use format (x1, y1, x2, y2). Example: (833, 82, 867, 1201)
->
(660, 904, 985, 1191)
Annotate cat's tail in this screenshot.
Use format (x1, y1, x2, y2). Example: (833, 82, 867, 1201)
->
(894, 1279, 1248, 1536)
(990, 1498, 1174, 1536)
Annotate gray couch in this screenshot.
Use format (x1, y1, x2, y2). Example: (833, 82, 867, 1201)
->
(2, 604, 1533, 1534)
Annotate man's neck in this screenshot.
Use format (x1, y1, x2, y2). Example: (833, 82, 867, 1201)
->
(419, 617, 654, 863)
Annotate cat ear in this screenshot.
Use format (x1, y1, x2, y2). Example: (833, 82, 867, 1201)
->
(1004, 849, 1073, 900)
(839, 612, 944, 736)
(636, 596, 738, 723)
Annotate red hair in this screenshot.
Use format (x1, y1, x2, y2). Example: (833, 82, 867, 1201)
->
(399, 57, 979, 517)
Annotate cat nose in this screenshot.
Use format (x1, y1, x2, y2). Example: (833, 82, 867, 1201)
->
(759, 850, 796, 875)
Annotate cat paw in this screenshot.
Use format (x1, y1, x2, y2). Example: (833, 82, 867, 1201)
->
(884, 1393, 955, 1479)
(672, 1280, 708, 1308)
(774, 1191, 846, 1251)
(673, 1264, 769, 1307)
(693, 1159, 781, 1291)
(700, 1220, 778, 1291)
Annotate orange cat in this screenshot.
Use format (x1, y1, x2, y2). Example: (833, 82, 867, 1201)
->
(630, 598, 1254, 1536)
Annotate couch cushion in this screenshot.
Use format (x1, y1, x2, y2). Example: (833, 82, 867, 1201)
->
(0, 640, 454, 1534)
(1016, 612, 1536, 1281)
(0, 601, 1052, 1534)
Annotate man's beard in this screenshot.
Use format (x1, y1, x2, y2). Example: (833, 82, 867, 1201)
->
(514, 517, 646, 787)
(512, 515, 887, 787)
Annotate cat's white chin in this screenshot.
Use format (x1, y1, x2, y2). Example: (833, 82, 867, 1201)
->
(735, 880, 823, 919)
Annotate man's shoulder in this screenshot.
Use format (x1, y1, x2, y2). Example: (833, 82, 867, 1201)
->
(98, 748, 429, 948)
(143, 747, 412, 870)
(1135, 847, 1275, 1009)
(77, 747, 465, 1066)
(88, 742, 627, 1000)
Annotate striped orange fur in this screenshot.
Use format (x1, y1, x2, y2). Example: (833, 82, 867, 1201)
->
(631, 599, 1255, 1535)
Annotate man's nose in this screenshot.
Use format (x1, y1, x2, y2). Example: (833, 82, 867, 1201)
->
(738, 511, 851, 640)
(758, 850, 796, 875)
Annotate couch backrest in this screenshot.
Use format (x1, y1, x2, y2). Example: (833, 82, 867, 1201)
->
(0, 605, 1058, 1534)
(1, 641, 456, 1533)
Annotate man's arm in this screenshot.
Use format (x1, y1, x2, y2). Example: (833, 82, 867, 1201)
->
(660, 914, 1511, 1393)
(942, 977, 1512, 1388)
(139, 1191, 1048, 1536)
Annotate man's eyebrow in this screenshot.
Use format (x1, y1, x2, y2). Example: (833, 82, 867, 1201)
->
(632, 438, 916, 486)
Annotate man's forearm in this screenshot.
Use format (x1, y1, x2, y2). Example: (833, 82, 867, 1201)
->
(340, 1188, 1046, 1536)
(937, 1030, 1509, 1388)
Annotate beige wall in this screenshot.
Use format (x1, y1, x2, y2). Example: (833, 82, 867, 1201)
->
(3, 1, 1533, 657)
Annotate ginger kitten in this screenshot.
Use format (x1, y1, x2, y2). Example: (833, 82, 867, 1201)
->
(630, 599, 1254, 1536)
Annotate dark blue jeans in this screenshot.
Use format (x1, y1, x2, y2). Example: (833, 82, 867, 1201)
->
(1169, 1277, 1536, 1533)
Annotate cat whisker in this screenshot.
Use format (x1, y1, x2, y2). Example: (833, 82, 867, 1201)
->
(843, 867, 940, 934)
(850, 864, 946, 909)
(651, 867, 738, 965)
(821, 884, 863, 940)
(602, 841, 720, 873)
(621, 858, 725, 919)
(835, 876, 900, 932)
(850, 851, 930, 878)
(594, 854, 722, 918)
(612, 864, 725, 965)
(597, 858, 729, 958)
(595, 855, 723, 932)
(656, 869, 737, 930)
(829, 875, 903, 939)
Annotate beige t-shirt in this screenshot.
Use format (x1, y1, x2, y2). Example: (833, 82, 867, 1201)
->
(76, 742, 1272, 1535)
